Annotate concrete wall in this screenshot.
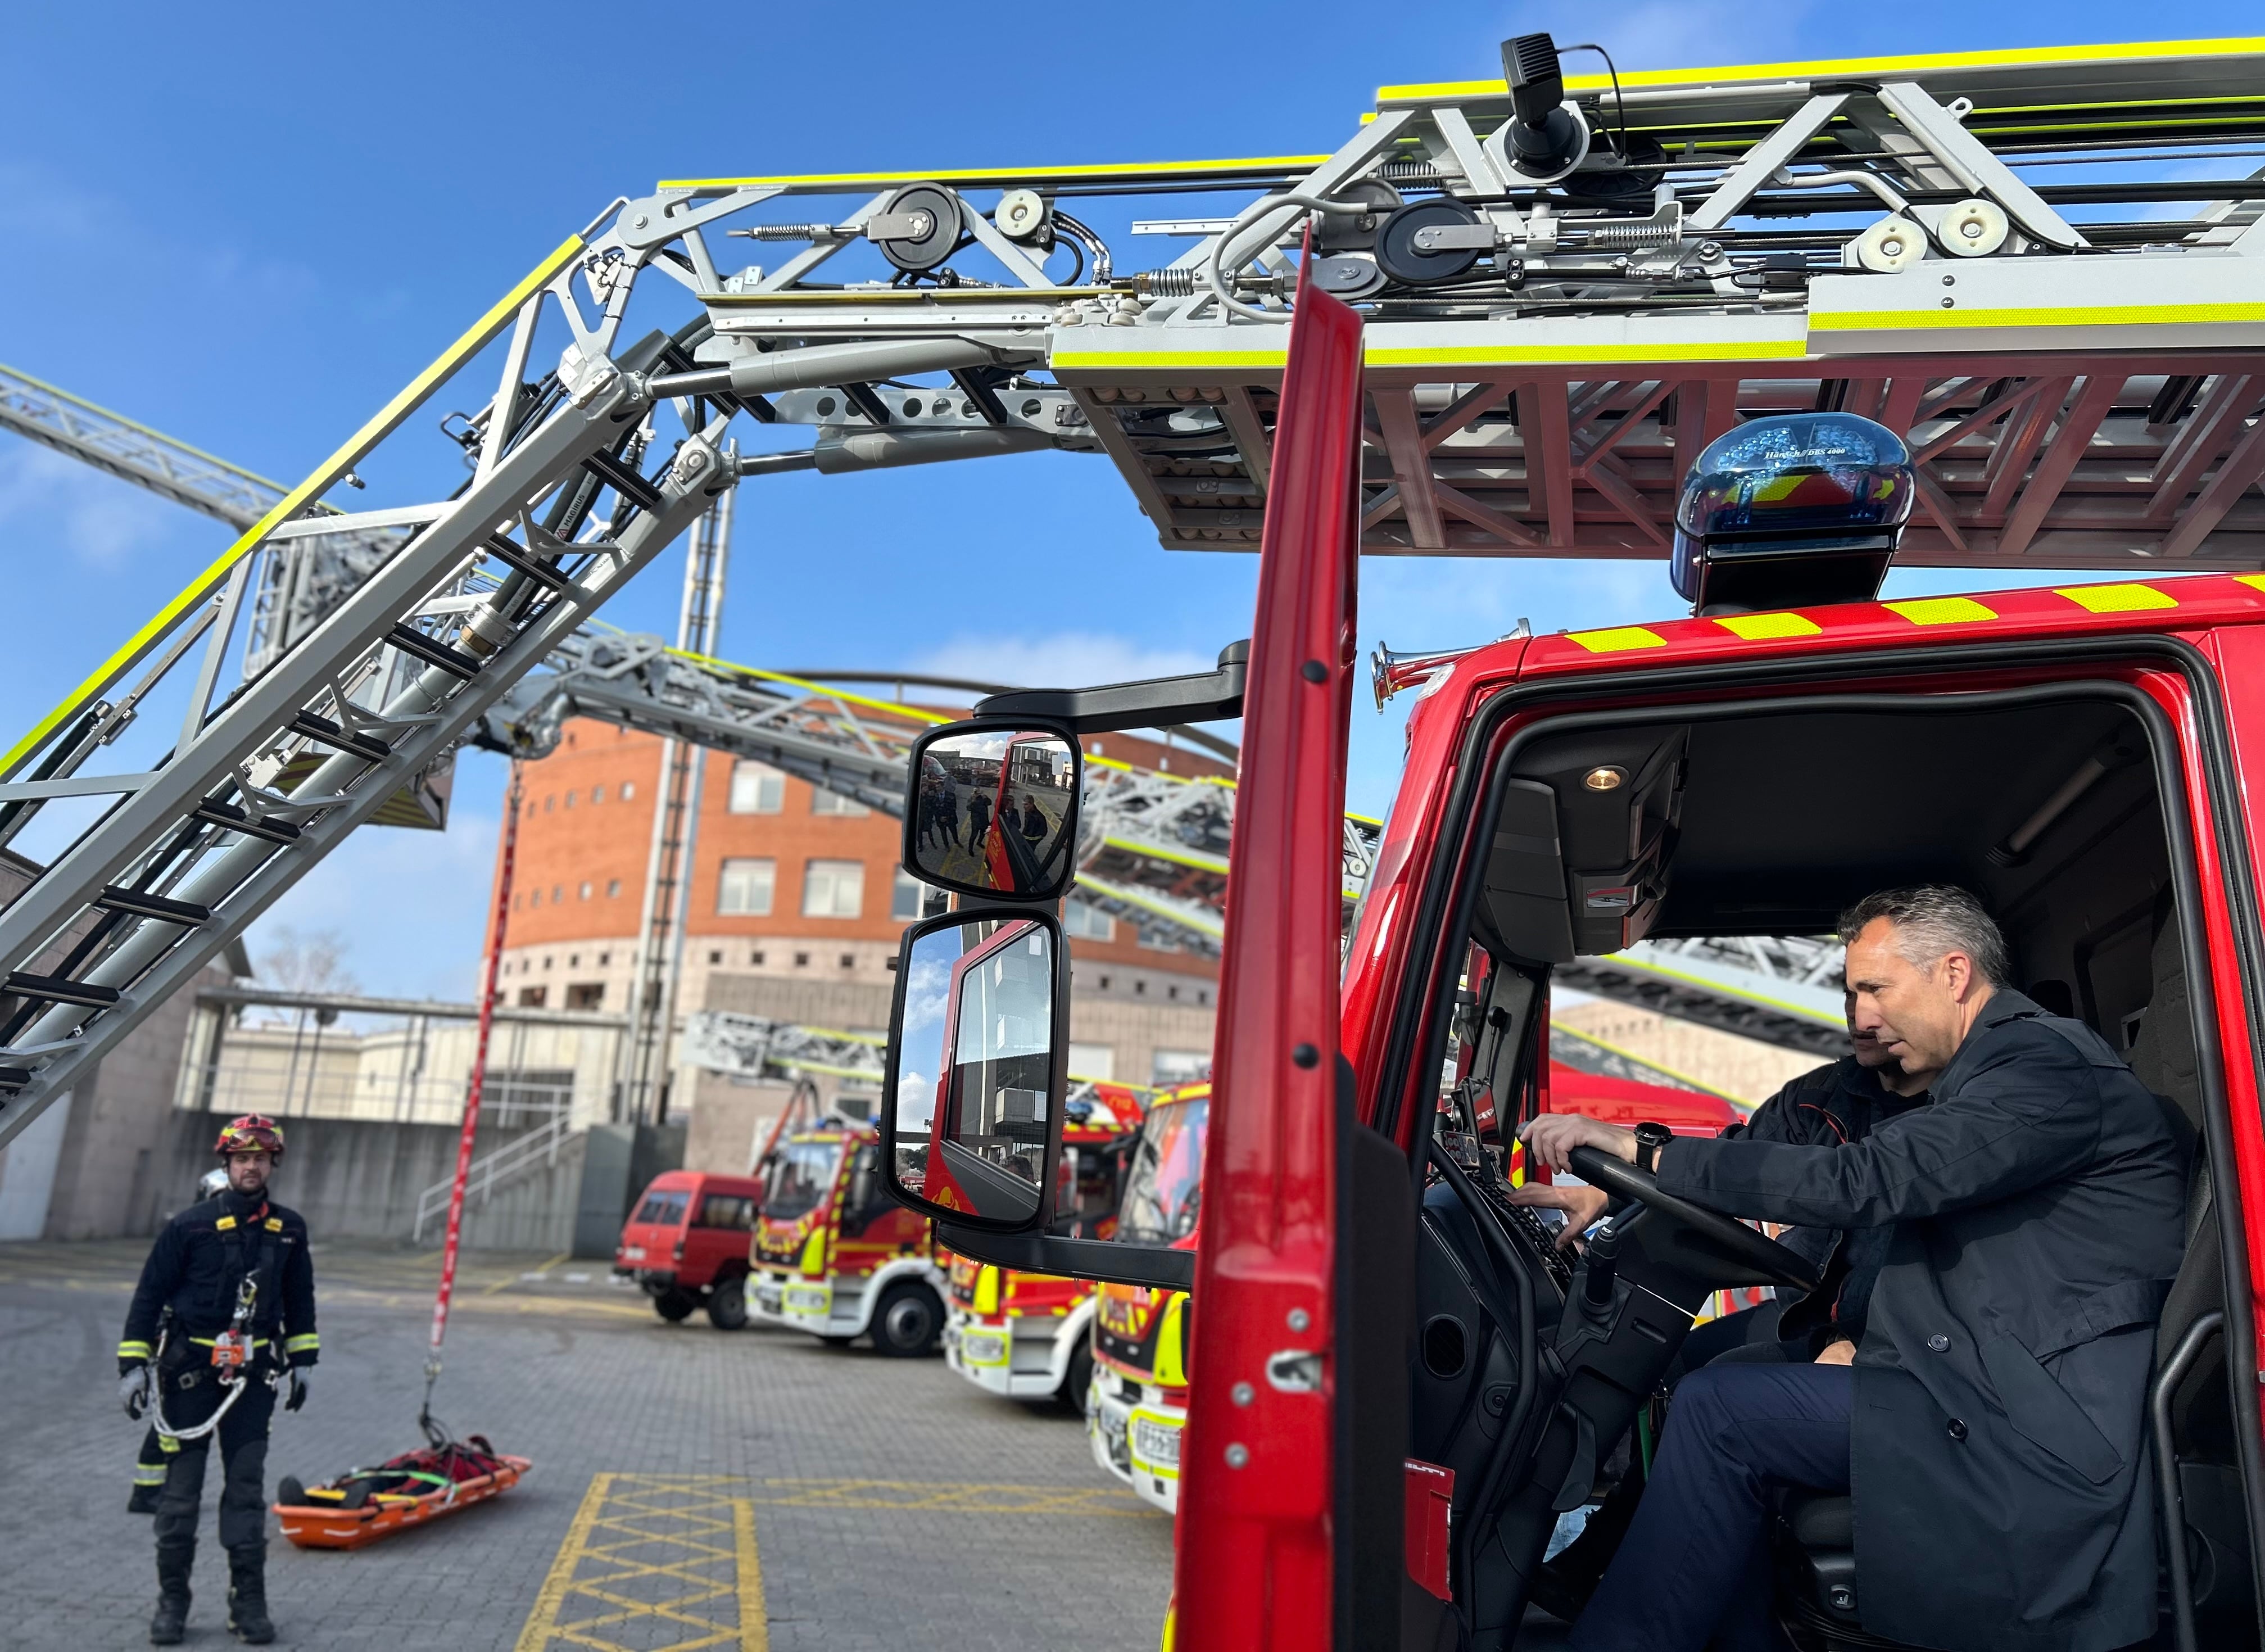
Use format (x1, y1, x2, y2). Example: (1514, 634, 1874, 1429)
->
(148, 1110, 591, 1254)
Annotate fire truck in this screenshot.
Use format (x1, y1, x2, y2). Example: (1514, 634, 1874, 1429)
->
(875, 224, 2264, 1652)
(1088, 1068, 1741, 1517)
(748, 1120, 944, 1356)
(943, 1085, 1146, 1406)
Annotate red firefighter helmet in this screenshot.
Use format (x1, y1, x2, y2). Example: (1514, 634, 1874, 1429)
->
(214, 1114, 286, 1161)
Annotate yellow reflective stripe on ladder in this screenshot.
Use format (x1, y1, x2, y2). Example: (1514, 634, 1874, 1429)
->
(0, 234, 587, 782)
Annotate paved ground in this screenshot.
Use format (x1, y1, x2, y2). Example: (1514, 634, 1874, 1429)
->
(0, 1240, 1172, 1651)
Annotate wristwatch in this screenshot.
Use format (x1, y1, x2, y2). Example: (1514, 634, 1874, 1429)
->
(1633, 1121, 1674, 1175)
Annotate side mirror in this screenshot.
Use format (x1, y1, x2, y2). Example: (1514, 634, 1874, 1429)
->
(901, 723, 1080, 904)
(881, 909, 1068, 1232)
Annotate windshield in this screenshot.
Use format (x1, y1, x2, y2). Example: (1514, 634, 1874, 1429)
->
(1116, 1097, 1207, 1244)
(632, 1189, 688, 1226)
(764, 1140, 843, 1223)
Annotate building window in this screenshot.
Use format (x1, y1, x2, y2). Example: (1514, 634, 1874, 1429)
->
(621, 781, 636, 800)
(839, 953, 855, 969)
(802, 859, 864, 918)
(1153, 1049, 1209, 1087)
(566, 983, 604, 1010)
(1062, 900, 1115, 942)
(728, 761, 784, 814)
(592, 785, 606, 804)
(565, 790, 576, 808)
(709, 950, 722, 965)
(568, 953, 579, 967)
(794, 952, 810, 967)
(751, 951, 765, 966)
(717, 858, 776, 916)
(810, 787, 869, 817)
(552, 885, 565, 905)
(607, 879, 620, 898)
(1068, 1042, 1115, 1081)
(598, 952, 610, 966)
(579, 882, 592, 900)
(544, 795, 554, 812)
(891, 871, 927, 923)
(1138, 926, 1182, 953)
(529, 888, 541, 908)
(518, 985, 547, 1008)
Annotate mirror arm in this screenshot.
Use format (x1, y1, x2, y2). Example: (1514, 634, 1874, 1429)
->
(973, 641, 1248, 734)
(934, 1224, 1197, 1292)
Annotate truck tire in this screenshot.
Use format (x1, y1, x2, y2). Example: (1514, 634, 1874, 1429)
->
(1058, 1341, 1095, 1415)
(705, 1274, 749, 1330)
(654, 1288, 697, 1322)
(870, 1282, 943, 1357)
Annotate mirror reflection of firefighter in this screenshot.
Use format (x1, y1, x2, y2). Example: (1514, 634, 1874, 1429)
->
(117, 1116, 318, 1646)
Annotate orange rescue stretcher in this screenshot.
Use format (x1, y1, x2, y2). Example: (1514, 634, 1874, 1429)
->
(273, 1434, 529, 1550)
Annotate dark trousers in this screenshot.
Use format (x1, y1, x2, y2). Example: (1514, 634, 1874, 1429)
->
(1570, 1362, 1853, 1652)
(153, 1361, 277, 1572)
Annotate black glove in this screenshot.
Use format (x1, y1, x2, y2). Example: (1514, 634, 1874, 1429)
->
(286, 1369, 309, 1413)
(120, 1368, 150, 1420)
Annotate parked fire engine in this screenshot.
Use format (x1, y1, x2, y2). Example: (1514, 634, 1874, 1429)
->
(748, 1120, 944, 1356)
(943, 1084, 1146, 1406)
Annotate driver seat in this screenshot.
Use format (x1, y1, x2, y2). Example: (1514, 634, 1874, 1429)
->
(1774, 915, 2251, 1651)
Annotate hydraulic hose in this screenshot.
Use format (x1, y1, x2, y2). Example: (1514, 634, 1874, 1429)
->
(1204, 192, 1372, 322)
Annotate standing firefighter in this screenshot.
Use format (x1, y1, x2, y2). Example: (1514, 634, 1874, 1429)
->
(117, 1115, 318, 1645)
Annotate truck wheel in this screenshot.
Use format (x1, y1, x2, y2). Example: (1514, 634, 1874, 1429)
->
(870, 1283, 943, 1357)
(654, 1288, 697, 1322)
(1058, 1341, 1095, 1415)
(705, 1275, 749, 1330)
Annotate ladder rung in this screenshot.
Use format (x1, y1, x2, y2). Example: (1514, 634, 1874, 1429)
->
(579, 449, 663, 513)
(485, 537, 569, 590)
(194, 799, 303, 844)
(385, 624, 483, 681)
(95, 885, 212, 925)
(289, 711, 391, 763)
(4, 971, 121, 1008)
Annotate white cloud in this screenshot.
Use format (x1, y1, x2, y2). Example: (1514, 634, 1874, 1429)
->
(0, 443, 179, 568)
(911, 631, 1216, 692)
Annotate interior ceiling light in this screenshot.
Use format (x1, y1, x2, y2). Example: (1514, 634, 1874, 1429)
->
(1583, 766, 1627, 792)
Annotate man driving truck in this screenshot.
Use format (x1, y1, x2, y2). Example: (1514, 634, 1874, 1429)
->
(1521, 885, 2187, 1652)
(1511, 995, 1939, 1621)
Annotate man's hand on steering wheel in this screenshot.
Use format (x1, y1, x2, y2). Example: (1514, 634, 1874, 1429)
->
(1519, 1112, 1639, 1175)
(1505, 1180, 1611, 1250)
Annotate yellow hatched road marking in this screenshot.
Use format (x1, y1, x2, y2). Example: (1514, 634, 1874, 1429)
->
(518, 1474, 767, 1652)
(0, 235, 585, 781)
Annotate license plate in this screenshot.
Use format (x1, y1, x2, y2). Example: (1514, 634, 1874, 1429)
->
(623, 1246, 646, 1261)
(1132, 1416, 1181, 1469)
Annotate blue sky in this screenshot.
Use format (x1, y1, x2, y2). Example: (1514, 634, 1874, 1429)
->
(1, 2, 2252, 997)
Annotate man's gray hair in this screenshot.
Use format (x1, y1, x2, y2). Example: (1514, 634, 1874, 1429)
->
(1837, 885, 2009, 986)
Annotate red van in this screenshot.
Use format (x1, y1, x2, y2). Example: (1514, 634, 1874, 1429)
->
(614, 1170, 764, 1329)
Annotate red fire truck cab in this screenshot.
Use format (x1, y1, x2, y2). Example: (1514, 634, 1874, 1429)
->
(875, 277, 2263, 1652)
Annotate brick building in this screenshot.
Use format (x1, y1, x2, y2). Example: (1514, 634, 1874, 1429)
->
(491, 718, 1227, 1163)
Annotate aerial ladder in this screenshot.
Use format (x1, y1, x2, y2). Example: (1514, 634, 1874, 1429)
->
(6, 34, 2255, 1153)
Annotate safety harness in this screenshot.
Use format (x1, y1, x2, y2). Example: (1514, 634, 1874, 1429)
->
(146, 1209, 286, 1444)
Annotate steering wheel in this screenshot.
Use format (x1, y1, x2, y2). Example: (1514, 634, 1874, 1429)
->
(1568, 1146, 1823, 1294)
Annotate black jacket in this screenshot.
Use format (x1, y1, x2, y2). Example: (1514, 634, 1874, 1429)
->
(1729, 1056, 1927, 1351)
(119, 1186, 319, 1373)
(1659, 990, 2186, 1652)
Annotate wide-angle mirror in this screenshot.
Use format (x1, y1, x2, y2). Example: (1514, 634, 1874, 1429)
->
(902, 723, 1080, 903)
(881, 910, 1066, 1230)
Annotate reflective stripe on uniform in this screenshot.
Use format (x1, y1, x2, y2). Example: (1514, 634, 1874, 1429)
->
(215, 1215, 237, 1230)
(119, 1340, 152, 1360)
(134, 1465, 167, 1485)
(284, 1333, 319, 1354)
